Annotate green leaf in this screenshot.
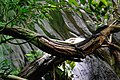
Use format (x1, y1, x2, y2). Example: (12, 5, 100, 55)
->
(101, 0, 108, 6)
(80, 0, 86, 5)
(10, 70, 19, 75)
(92, 0, 99, 5)
(56, 67, 64, 76)
(0, 22, 6, 27)
(88, 0, 93, 4)
(20, 8, 28, 13)
(68, 0, 79, 6)
(26, 53, 34, 57)
(50, 4, 57, 8)
(66, 61, 75, 69)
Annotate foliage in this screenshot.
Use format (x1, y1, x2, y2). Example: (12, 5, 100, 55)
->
(0, 60, 20, 79)
(56, 61, 75, 80)
(26, 50, 44, 62)
(0, 60, 11, 78)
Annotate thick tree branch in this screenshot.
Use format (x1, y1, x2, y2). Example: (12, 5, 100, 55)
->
(0, 25, 120, 60)
(0, 27, 85, 59)
(0, 25, 120, 79)
(0, 25, 120, 58)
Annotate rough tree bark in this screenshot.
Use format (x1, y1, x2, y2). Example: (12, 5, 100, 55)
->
(0, 24, 120, 79)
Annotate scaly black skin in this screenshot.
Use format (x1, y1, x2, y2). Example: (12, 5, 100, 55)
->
(74, 25, 108, 51)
